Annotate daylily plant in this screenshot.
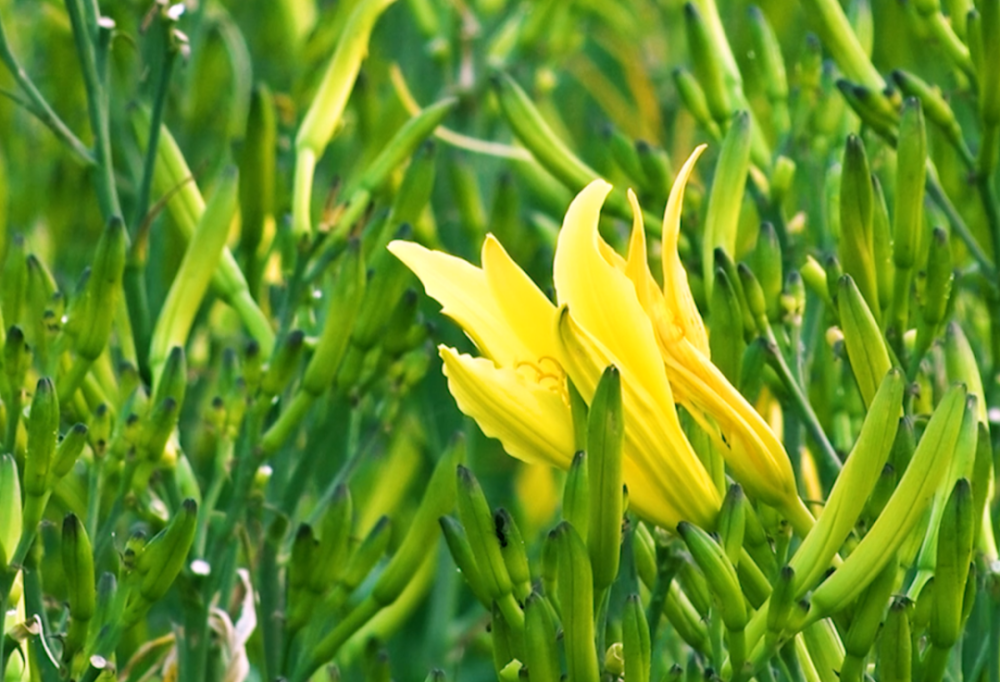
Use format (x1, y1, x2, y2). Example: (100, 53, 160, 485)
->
(390, 146, 812, 534)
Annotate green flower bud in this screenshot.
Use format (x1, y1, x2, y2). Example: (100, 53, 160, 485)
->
(663, 582, 710, 652)
(673, 67, 723, 140)
(62, 513, 96, 658)
(839, 135, 880, 321)
(339, 515, 392, 597)
(603, 126, 646, 190)
(150, 168, 239, 383)
(877, 598, 912, 682)
(456, 465, 513, 602)
(838, 275, 893, 407)
(870, 175, 894, 315)
(586, 366, 624, 592)
(719, 484, 746, 567)
(767, 565, 796, 634)
(0, 453, 22, 568)
(554, 521, 599, 682)
(929, 479, 974, 647)
(238, 84, 276, 288)
(710, 267, 746, 384)
(151, 345, 187, 411)
(261, 330, 306, 398)
(563, 451, 590, 540)
(311, 484, 353, 591)
(748, 6, 790, 134)
(302, 240, 366, 396)
(677, 522, 747, 631)
(921, 228, 953, 327)
(524, 591, 560, 682)
(891, 73, 966, 158)
(386, 141, 438, 244)
(25, 377, 58, 497)
(753, 222, 783, 322)
(53, 423, 88, 479)
(623, 593, 651, 682)
(354, 229, 417, 352)
(635, 140, 673, 200)
(843, 560, 898, 665)
(703, 112, 752, 299)
(494, 508, 531, 602)
(684, 2, 734, 122)
(440, 515, 490, 607)
(737, 263, 767, 328)
(126, 499, 197, 623)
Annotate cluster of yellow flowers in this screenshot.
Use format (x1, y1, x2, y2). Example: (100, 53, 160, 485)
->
(390, 147, 812, 535)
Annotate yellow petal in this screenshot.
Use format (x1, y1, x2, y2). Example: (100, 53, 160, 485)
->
(481, 234, 560, 361)
(439, 346, 575, 469)
(666, 339, 799, 509)
(388, 240, 530, 366)
(625, 189, 678, 351)
(556, 307, 721, 529)
(553, 180, 677, 412)
(661, 146, 710, 356)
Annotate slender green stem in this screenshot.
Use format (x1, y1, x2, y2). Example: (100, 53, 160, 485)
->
(64, 0, 121, 221)
(763, 335, 842, 473)
(0, 11, 95, 166)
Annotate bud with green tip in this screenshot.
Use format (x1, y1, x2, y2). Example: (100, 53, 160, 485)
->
(440, 515, 490, 607)
(839, 135, 880, 321)
(302, 241, 366, 396)
(711, 267, 747, 384)
(125, 498, 198, 624)
(684, 2, 734, 123)
(841, 560, 898, 682)
(149, 168, 239, 384)
(604, 126, 646, 190)
(929, 478, 974, 648)
(524, 592, 560, 682)
(748, 6, 789, 134)
(554, 521, 599, 682)
(75, 218, 126, 362)
(456, 465, 513, 602)
(494, 508, 531, 602)
(838, 275, 892, 408)
(752, 223, 783, 322)
(563, 451, 589, 539)
(891, 73, 966, 158)
(718, 484, 746, 567)
(25, 377, 58, 497)
(623, 593, 651, 682)
(870, 175, 894, 315)
(311, 484, 353, 591)
(587, 366, 624, 592)
(767, 565, 796, 634)
(286, 524, 318, 632)
(338, 515, 392, 598)
(387, 142, 438, 242)
(62, 513, 96, 660)
(635, 141, 672, 199)
(737, 263, 767, 328)
(53, 423, 89, 479)
(703, 112, 752, 300)
(921, 228, 953, 328)
(876, 598, 912, 682)
(261, 330, 306, 398)
(673, 67, 723, 139)
(238, 83, 276, 287)
(151, 345, 187, 411)
(0, 454, 22, 568)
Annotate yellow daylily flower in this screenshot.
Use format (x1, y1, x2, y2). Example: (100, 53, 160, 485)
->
(389, 145, 812, 535)
(390, 233, 720, 530)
